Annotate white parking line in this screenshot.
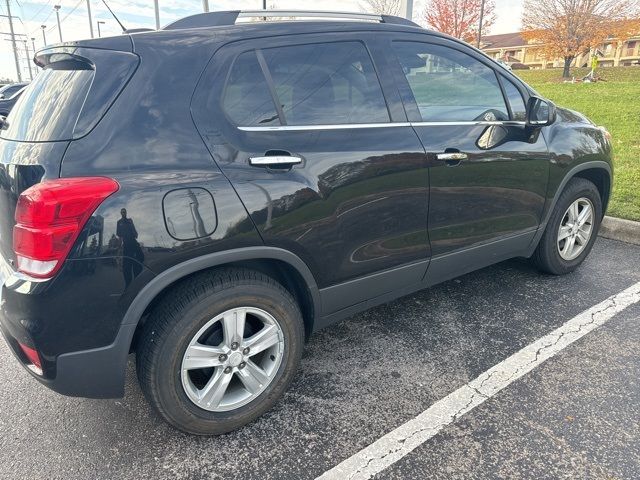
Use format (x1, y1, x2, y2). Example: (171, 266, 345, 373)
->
(317, 281, 640, 480)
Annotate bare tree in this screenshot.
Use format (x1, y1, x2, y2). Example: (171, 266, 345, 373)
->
(522, 0, 640, 78)
(361, 0, 402, 16)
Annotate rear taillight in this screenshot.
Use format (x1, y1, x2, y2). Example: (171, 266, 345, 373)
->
(13, 177, 119, 278)
(18, 342, 42, 375)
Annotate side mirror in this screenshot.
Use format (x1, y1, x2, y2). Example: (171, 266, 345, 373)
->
(526, 96, 556, 127)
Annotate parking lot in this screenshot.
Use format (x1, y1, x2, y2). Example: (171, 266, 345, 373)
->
(1, 236, 638, 480)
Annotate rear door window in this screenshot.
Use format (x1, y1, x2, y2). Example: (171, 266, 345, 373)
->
(262, 42, 389, 125)
(1, 66, 94, 142)
(393, 42, 509, 122)
(221, 41, 390, 127)
(223, 51, 280, 127)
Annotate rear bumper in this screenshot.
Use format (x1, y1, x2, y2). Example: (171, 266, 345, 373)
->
(0, 256, 153, 399)
(1, 321, 135, 398)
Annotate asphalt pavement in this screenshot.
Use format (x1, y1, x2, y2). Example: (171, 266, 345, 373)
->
(1, 237, 639, 480)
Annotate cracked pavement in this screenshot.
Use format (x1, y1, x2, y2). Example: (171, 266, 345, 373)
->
(1, 237, 639, 480)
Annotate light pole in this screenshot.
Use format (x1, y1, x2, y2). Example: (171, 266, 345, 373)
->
(41, 25, 47, 46)
(202, 0, 209, 12)
(97, 20, 105, 37)
(54, 5, 62, 42)
(477, 0, 485, 48)
(86, 0, 94, 38)
(153, 0, 160, 30)
(399, 0, 413, 20)
(31, 37, 36, 55)
(23, 39, 33, 80)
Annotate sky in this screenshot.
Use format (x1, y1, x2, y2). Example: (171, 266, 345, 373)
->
(0, 0, 523, 81)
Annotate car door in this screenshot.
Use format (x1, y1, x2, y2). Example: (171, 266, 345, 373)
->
(191, 33, 431, 314)
(386, 36, 550, 272)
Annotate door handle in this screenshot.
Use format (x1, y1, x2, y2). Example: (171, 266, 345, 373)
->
(436, 152, 467, 166)
(249, 156, 302, 167)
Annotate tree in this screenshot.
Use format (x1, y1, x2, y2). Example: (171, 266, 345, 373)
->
(522, 0, 640, 78)
(361, 0, 402, 16)
(422, 0, 496, 44)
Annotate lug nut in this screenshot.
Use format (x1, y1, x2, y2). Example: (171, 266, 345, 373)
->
(224, 366, 232, 374)
(238, 362, 246, 369)
(242, 347, 250, 355)
(231, 342, 239, 350)
(218, 354, 228, 362)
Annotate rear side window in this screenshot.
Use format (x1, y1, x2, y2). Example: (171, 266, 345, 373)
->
(2, 67, 93, 142)
(501, 77, 527, 121)
(222, 41, 390, 127)
(393, 42, 508, 122)
(262, 42, 389, 125)
(223, 51, 280, 127)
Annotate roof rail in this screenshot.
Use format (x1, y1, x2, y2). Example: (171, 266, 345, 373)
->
(163, 10, 420, 31)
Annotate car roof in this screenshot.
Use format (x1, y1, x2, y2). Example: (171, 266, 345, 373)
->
(127, 12, 462, 50)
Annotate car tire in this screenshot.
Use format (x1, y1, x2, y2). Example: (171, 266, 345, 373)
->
(532, 177, 602, 275)
(136, 267, 304, 435)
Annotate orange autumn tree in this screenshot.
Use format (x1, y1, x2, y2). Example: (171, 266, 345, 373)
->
(522, 0, 640, 78)
(423, 0, 496, 44)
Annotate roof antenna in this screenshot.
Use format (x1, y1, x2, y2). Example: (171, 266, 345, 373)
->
(100, 0, 127, 32)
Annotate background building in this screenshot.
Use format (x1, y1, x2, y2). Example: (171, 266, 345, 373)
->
(480, 32, 640, 69)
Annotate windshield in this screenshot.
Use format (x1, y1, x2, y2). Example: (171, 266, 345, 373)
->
(0, 67, 94, 142)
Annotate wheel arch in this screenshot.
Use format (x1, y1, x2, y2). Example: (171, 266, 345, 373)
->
(125, 247, 321, 352)
(573, 166, 611, 215)
(529, 160, 612, 254)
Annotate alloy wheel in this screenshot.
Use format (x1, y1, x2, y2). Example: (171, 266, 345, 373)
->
(181, 307, 284, 412)
(557, 197, 594, 261)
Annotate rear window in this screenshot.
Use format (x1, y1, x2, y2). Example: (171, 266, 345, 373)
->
(1, 66, 94, 142)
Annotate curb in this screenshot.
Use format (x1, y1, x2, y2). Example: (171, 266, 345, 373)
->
(598, 216, 640, 246)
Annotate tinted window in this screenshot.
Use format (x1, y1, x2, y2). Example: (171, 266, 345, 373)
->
(502, 77, 527, 121)
(394, 42, 508, 122)
(0, 84, 23, 98)
(223, 51, 280, 126)
(262, 42, 389, 125)
(1, 68, 93, 142)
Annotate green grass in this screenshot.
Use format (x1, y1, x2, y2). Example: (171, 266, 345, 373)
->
(515, 67, 640, 221)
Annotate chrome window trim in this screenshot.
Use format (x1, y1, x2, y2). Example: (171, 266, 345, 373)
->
(237, 120, 526, 132)
(412, 121, 527, 127)
(238, 123, 411, 131)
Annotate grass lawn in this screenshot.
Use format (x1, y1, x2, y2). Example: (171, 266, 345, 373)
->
(514, 67, 640, 221)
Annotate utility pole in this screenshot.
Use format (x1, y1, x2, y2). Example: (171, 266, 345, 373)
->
(86, 0, 94, 38)
(97, 20, 105, 37)
(263, 0, 266, 9)
(399, 0, 413, 20)
(23, 40, 33, 80)
(153, 0, 160, 30)
(202, 0, 209, 12)
(405, 0, 413, 20)
(4, 0, 22, 82)
(477, 0, 485, 48)
(54, 5, 63, 42)
(41, 25, 47, 46)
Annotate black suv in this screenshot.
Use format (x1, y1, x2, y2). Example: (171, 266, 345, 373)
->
(0, 10, 612, 435)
